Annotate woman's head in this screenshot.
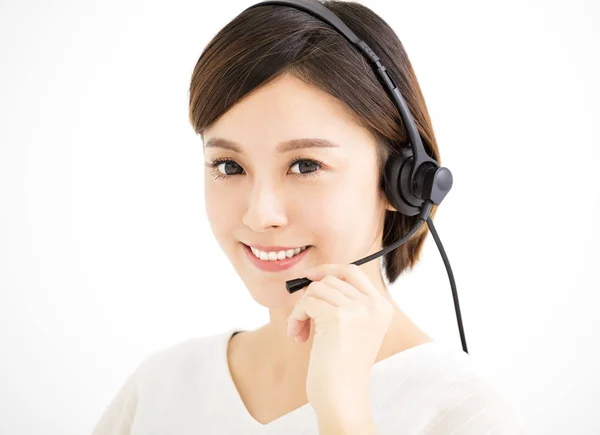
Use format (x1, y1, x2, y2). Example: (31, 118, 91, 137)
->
(189, 0, 440, 307)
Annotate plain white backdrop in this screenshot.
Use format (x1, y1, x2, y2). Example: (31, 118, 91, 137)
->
(1, 0, 598, 433)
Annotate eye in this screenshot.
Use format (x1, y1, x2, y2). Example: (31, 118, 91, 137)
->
(208, 159, 243, 179)
(204, 157, 324, 180)
(289, 158, 322, 177)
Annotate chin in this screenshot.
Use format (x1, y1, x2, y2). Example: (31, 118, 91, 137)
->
(247, 285, 300, 309)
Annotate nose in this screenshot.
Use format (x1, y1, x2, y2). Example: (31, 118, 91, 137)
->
(242, 179, 288, 232)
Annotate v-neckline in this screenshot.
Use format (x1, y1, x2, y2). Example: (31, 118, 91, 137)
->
(221, 328, 311, 428)
(219, 327, 441, 429)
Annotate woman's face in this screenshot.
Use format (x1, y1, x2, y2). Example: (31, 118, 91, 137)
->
(202, 73, 393, 308)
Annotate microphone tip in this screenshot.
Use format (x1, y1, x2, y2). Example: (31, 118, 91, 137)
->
(285, 277, 312, 294)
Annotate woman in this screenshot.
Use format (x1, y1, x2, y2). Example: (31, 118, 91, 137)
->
(92, 1, 524, 434)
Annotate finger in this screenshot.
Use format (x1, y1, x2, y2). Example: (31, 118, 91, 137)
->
(289, 280, 353, 340)
(288, 295, 333, 337)
(287, 290, 310, 338)
(295, 319, 311, 343)
(306, 280, 354, 307)
(308, 264, 378, 297)
(319, 275, 366, 301)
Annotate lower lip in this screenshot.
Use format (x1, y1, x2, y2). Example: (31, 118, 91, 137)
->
(243, 243, 311, 272)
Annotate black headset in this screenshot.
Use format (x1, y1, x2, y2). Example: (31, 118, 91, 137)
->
(243, 0, 467, 354)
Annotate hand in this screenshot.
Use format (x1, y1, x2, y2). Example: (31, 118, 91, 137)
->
(286, 263, 394, 412)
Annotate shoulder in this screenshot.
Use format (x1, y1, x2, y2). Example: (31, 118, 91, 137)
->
(416, 343, 527, 434)
(134, 329, 232, 385)
(372, 341, 525, 434)
(91, 329, 233, 434)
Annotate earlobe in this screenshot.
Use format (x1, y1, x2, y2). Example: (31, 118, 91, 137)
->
(379, 188, 397, 213)
(383, 199, 397, 213)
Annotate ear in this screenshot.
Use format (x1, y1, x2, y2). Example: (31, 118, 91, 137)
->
(381, 192, 397, 213)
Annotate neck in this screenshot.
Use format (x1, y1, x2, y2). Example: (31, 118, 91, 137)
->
(239, 263, 432, 387)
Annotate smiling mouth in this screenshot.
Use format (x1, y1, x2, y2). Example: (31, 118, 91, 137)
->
(244, 244, 312, 261)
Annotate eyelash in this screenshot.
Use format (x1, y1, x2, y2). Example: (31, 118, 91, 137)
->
(204, 157, 325, 181)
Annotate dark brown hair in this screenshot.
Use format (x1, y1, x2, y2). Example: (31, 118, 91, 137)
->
(188, 0, 441, 285)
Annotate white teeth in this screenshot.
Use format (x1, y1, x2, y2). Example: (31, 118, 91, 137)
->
(250, 246, 308, 261)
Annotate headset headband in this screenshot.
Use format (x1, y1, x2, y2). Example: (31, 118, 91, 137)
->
(244, 0, 440, 183)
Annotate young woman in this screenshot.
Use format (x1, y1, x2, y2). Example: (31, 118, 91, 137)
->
(92, 1, 524, 434)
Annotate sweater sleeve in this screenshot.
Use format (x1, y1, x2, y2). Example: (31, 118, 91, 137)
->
(91, 367, 140, 435)
(418, 373, 526, 435)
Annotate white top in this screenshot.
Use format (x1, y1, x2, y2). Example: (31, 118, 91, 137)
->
(92, 328, 526, 434)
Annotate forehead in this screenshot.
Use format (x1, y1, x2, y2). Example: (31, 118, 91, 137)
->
(203, 74, 373, 152)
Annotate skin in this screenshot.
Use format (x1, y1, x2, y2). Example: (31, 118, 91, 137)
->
(202, 72, 432, 397)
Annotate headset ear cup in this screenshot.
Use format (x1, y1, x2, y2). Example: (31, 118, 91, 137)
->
(383, 147, 423, 217)
(383, 157, 403, 212)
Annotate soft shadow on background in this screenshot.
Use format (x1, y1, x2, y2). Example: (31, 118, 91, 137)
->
(0, 0, 598, 433)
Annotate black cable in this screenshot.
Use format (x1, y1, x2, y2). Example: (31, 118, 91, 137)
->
(425, 215, 468, 354)
(355, 200, 468, 353)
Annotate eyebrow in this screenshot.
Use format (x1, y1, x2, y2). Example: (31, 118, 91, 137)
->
(204, 137, 341, 153)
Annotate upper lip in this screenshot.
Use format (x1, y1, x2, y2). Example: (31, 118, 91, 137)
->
(244, 243, 310, 252)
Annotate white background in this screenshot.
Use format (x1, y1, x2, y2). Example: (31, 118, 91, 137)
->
(1, 0, 598, 433)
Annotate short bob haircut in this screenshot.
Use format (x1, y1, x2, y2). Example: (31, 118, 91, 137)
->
(188, 0, 442, 286)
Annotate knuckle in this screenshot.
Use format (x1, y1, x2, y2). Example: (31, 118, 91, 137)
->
(306, 280, 323, 295)
(321, 275, 337, 285)
(349, 304, 369, 318)
(359, 304, 371, 316)
(348, 264, 361, 273)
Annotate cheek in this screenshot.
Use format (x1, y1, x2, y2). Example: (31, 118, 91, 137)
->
(306, 173, 381, 248)
(305, 185, 363, 235)
(315, 172, 377, 216)
(204, 184, 239, 238)
(204, 185, 219, 224)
